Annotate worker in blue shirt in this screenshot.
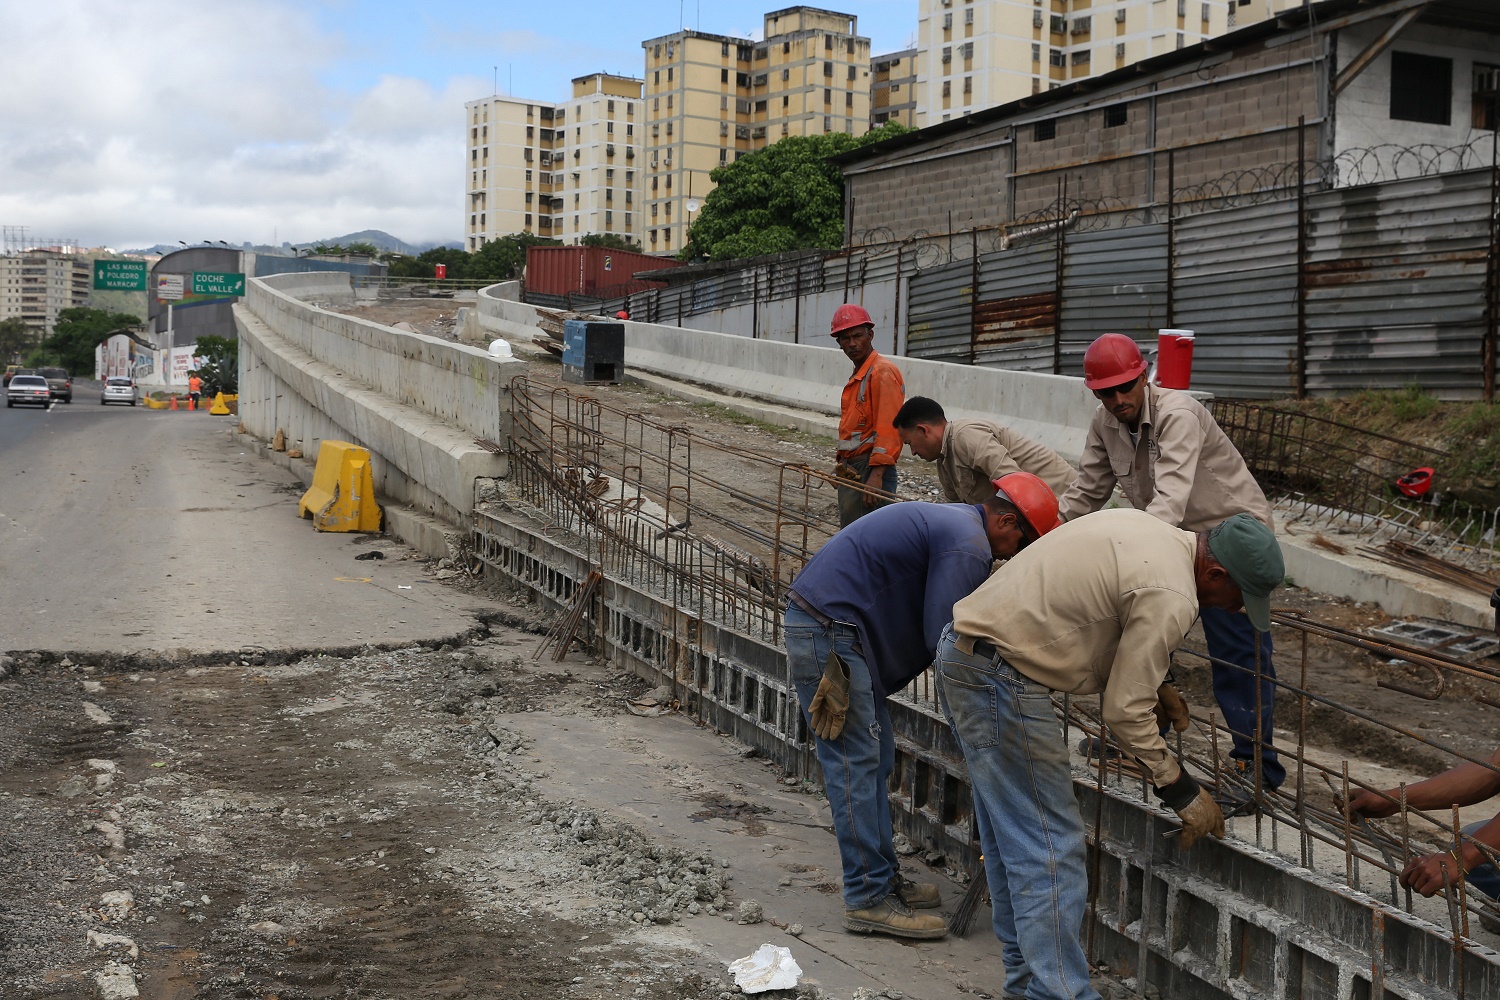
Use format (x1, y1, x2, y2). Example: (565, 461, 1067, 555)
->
(784, 472, 1062, 940)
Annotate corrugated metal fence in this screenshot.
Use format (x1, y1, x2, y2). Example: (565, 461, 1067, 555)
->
(904, 165, 1499, 399)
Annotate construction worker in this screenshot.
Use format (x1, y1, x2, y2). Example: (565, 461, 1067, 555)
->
(1347, 748, 1500, 931)
(938, 509, 1284, 1000)
(892, 396, 1076, 502)
(1058, 333, 1284, 800)
(830, 303, 904, 528)
(187, 371, 203, 409)
(785, 472, 1062, 940)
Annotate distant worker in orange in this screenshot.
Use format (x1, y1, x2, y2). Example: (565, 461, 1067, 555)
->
(187, 371, 203, 409)
(830, 304, 905, 528)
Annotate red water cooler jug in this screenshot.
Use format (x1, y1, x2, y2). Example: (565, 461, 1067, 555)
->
(1156, 329, 1195, 389)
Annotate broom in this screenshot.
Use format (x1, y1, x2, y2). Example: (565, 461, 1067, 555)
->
(951, 855, 989, 937)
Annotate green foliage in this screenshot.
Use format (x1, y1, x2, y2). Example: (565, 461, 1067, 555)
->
(682, 123, 913, 261)
(312, 243, 347, 255)
(0, 317, 31, 363)
(468, 233, 560, 282)
(35, 308, 142, 374)
(580, 233, 642, 252)
(344, 241, 380, 257)
(384, 254, 435, 279)
(194, 335, 239, 396)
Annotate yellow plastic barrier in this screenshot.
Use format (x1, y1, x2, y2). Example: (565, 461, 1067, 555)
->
(298, 441, 382, 532)
(208, 392, 238, 415)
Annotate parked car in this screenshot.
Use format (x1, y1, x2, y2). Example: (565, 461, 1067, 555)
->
(37, 367, 72, 403)
(101, 377, 137, 406)
(3, 364, 23, 386)
(7, 374, 52, 408)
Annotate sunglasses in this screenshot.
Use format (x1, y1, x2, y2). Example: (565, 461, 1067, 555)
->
(1093, 376, 1140, 400)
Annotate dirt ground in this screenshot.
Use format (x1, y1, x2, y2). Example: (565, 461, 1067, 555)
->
(0, 624, 760, 1000)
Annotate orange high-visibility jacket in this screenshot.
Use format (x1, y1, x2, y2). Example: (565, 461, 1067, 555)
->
(837, 351, 905, 467)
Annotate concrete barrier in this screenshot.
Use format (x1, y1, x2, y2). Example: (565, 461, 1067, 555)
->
(237, 272, 508, 529)
(476, 282, 1097, 461)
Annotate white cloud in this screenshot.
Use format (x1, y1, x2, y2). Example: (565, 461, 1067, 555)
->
(0, 0, 475, 248)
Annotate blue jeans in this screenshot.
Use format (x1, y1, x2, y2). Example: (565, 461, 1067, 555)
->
(1462, 820, 1500, 900)
(1201, 607, 1284, 789)
(783, 603, 898, 909)
(936, 625, 1100, 1000)
(837, 455, 898, 528)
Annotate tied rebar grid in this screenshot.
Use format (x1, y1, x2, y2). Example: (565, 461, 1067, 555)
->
(502, 376, 901, 645)
(495, 379, 1500, 991)
(1214, 400, 1500, 578)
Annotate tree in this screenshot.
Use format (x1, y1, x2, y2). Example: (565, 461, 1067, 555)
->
(0, 317, 31, 363)
(35, 308, 143, 374)
(417, 246, 474, 280)
(468, 233, 560, 282)
(580, 233, 642, 252)
(681, 122, 912, 261)
(312, 243, 348, 255)
(194, 335, 239, 395)
(345, 241, 380, 257)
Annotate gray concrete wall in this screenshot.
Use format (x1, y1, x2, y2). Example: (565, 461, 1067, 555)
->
(476, 282, 1097, 461)
(237, 272, 508, 528)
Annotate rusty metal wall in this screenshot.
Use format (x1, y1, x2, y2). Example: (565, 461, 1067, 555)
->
(1173, 199, 1302, 398)
(1303, 170, 1495, 396)
(974, 242, 1059, 371)
(1057, 225, 1170, 377)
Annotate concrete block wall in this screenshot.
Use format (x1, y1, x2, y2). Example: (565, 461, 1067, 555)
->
(237, 273, 508, 526)
(476, 282, 1098, 461)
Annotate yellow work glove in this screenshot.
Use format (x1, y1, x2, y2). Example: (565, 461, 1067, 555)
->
(1153, 682, 1191, 733)
(808, 649, 852, 741)
(1174, 787, 1226, 849)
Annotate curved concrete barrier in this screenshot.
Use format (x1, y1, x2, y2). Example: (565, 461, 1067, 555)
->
(476, 282, 1097, 461)
(236, 273, 508, 526)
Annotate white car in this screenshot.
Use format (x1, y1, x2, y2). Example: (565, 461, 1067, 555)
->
(7, 374, 51, 408)
(101, 377, 137, 406)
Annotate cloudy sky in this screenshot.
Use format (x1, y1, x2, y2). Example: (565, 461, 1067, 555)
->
(0, 0, 916, 251)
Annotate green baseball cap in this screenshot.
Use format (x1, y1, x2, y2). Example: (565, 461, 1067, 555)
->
(1207, 513, 1284, 631)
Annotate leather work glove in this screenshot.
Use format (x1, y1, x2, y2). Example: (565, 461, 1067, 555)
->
(1153, 682, 1191, 733)
(808, 649, 852, 741)
(1174, 787, 1227, 849)
(833, 461, 861, 483)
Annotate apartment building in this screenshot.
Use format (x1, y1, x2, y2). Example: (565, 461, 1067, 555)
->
(0, 250, 90, 342)
(872, 49, 919, 127)
(642, 7, 871, 254)
(463, 73, 644, 250)
(912, 0, 1301, 126)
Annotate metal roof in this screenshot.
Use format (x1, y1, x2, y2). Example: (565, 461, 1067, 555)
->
(831, 0, 1497, 170)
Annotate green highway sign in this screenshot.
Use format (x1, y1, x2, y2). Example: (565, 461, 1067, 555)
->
(191, 271, 246, 296)
(93, 260, 148, 291)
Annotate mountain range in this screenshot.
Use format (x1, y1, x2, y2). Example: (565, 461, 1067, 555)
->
(125, 230, 461, 257)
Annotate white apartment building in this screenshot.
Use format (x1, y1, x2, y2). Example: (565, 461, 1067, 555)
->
(0, 250, 90, 344)
(463, 73, 644, 250)
(913, 0, 1300, 126)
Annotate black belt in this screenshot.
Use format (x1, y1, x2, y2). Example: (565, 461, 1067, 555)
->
(786, 590, 833, 628)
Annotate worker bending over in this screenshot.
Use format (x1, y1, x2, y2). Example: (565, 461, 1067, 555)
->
(892, 396, 1075, 502)
(830, 304, 905, 527)
(939, 508, 1283, 999)
(1059, 333, 1284, 799)
(784, 473, 1061, 939)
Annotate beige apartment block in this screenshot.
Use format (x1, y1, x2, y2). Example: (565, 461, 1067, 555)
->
(0, 250, 90, 342)
(643, 6, 871, 254)
(463, 73, 643, 251)
(911, 0, 1306, 127)
(872, 48, 919, 127)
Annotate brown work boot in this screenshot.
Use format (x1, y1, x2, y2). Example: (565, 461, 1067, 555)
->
(895, 873, 942, 909)
(844, 893, 948, 939)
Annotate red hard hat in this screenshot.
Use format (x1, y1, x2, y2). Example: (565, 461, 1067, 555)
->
(616, 310, 629, 320)
(993, 471, 1062, 537)
(1082, 333, 1148, 390)
(830, 303, 874, 337)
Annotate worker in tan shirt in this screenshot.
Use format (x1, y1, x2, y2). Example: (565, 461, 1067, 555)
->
(892, 396, 1076, 502)
(1058, 333, 1283, 800)
(936, 507, 1284, 1000)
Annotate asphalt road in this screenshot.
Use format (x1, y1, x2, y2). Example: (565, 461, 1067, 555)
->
(0, 378, 494, 655)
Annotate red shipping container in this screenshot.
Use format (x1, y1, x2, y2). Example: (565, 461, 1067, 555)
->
(525, 245, 681, 297)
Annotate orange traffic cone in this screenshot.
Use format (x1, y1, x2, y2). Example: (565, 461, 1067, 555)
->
(188, 396, 196, 411)
(169, 395, 178, 410)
